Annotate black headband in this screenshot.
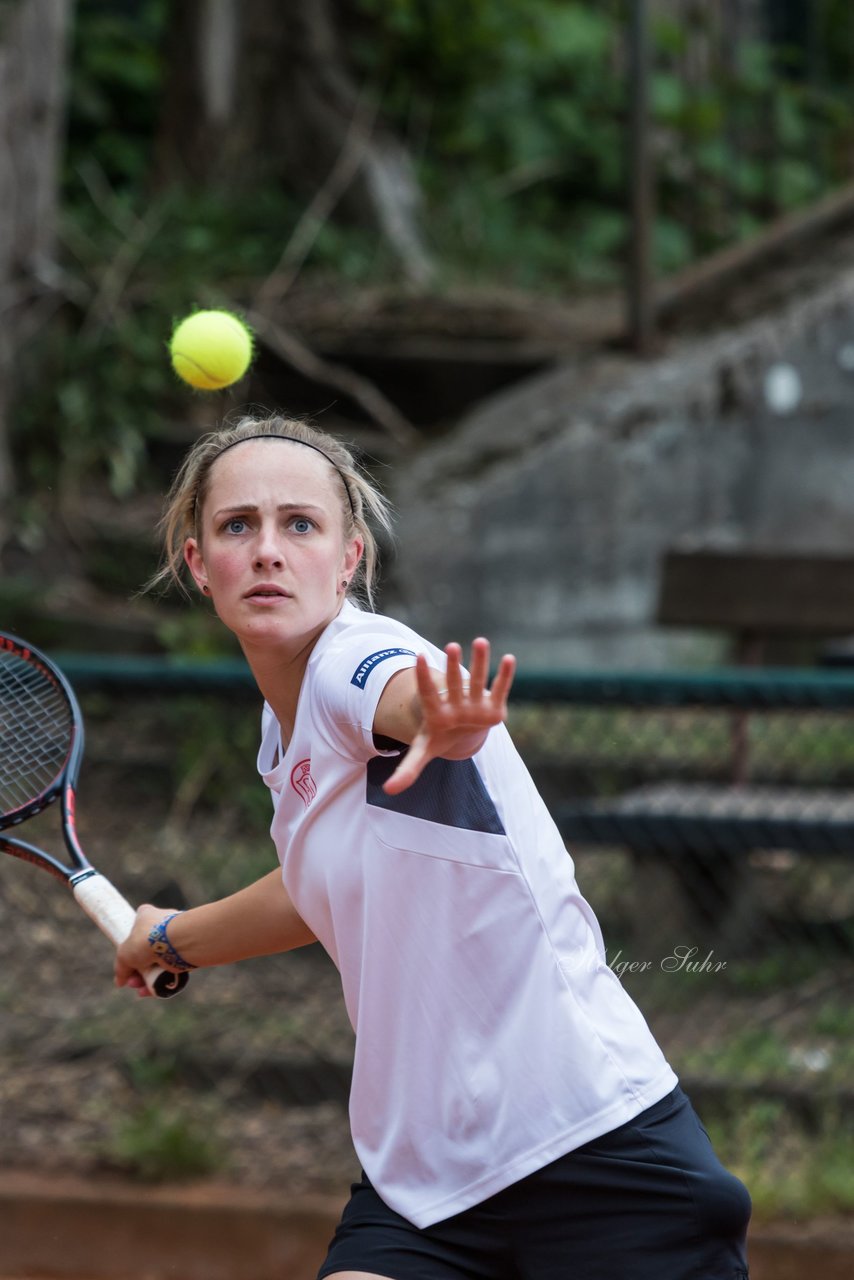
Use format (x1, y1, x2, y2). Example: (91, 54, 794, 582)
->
(203, 433, 357, 520)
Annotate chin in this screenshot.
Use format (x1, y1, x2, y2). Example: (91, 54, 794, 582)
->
(242, 613, 327, 650)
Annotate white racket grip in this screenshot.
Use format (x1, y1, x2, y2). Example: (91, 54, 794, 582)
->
(72, 873, 187, 999)
(73, 872, 135, 944)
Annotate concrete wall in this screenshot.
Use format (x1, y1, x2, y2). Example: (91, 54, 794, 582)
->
(387, 270, 854, 669)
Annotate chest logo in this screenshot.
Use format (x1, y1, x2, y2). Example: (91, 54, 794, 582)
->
(290, 758, 316, 807)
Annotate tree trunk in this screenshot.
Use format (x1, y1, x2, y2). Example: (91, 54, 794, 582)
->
(155, 0, 432, 285)
(0, 0, 72, 522)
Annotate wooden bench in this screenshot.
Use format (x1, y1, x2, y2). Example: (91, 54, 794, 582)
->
(657, 549, 854, 782)
(553, 780, 854, 956)
(657, 548, 854, 665)
(555, 782, 854, 858)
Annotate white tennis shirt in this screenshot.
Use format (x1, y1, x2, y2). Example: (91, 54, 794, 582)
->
(258, 602, 677, 1228)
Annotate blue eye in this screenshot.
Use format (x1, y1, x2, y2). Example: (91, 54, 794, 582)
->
(292, 517, 313, 534)
(225, 518, 247, 534)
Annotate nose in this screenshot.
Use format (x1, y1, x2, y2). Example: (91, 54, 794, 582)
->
(253, 523, 284, 569)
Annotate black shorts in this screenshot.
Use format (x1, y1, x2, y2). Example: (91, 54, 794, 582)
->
(317, 1086, 751, 1280)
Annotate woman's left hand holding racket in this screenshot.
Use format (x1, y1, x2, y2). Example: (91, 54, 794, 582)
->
(0, 632, 188, 999)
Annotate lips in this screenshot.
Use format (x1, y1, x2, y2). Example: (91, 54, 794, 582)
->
(244, 584, 291, 601)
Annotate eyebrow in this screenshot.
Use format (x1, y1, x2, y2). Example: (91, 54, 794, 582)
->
(213, 502, 326, 518)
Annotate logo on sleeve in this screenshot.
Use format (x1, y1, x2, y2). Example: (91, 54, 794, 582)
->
(350, 648, 415, 688)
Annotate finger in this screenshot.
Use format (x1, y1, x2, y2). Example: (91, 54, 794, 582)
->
(383, 762, 416, 795)
(444, 643, 464, 698)
(117, 967, 145, 991)
(383, 738, 430, 795)
(130, 970, 154, 997)
(468, 637, 490, 697)
(415, 653, 442, 703)
(489, 653, 517, 705)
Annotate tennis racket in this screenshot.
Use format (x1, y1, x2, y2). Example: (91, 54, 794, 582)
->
(0, 631, 188, 998)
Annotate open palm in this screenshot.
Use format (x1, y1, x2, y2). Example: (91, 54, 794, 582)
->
(383, 638, 516, 794)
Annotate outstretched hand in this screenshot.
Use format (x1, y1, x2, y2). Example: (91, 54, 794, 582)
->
(383, 638, 516, 795)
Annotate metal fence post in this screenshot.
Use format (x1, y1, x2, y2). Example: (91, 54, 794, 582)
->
(627, 0, 656, 354)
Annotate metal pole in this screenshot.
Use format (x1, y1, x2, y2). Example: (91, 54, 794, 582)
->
(627, 0, 655, 354)
(721, 0, 741, 241)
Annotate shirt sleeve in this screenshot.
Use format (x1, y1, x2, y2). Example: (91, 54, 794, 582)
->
(312, 629, 436, 760)
(257, 702, 284, 798)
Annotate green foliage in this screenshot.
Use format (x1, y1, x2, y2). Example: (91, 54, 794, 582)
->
(155, 604, 245, 660)
(724, 949, 830, 996)
(66, 0, 169, 190)
(676, 995, 854, 1092)
(811, 999, 854, 1040)
(707, 1100, 854, 1218)
(11, 182, 298, 499)
(157, 692, 273, 841)
(10, 0, 854, 501)
(349, 0, 854, 281)
(107, 1099, 226, 1182)
(58, 0, 854, 297)
(354, 1, 627, 287)
(14, 302, 170, 500)
(98, 1052, 227, 1182)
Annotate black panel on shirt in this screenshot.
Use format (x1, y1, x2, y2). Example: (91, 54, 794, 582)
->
(366, 753, 506, 834)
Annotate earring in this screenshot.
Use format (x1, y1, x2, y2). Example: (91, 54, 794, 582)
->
(202, 584, 211, 595)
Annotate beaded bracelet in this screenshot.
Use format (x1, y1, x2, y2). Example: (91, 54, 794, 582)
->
(148, 912, 197, 972)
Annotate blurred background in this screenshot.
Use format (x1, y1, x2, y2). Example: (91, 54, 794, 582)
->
(1, 0, 854, 1266)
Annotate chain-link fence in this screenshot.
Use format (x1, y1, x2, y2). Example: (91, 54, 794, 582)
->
(1, 659, 851, 1215)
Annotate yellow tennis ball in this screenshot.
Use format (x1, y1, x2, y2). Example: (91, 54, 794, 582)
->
(169, 310, 254, 390)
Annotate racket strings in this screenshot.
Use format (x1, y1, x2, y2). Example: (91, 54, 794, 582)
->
(0, 654, 73, 816)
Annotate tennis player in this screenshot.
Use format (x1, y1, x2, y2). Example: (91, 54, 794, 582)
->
(115, 414, 751, 1280)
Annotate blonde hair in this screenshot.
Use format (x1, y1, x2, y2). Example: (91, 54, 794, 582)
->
(148, 414, 393, 607)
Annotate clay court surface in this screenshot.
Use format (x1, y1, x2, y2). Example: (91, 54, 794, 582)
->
(1, 1168, 853, 1280)
(0, 1170, 342, 1280)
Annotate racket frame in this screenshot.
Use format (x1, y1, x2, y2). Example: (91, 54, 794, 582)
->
(0, 632, 187, 998)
